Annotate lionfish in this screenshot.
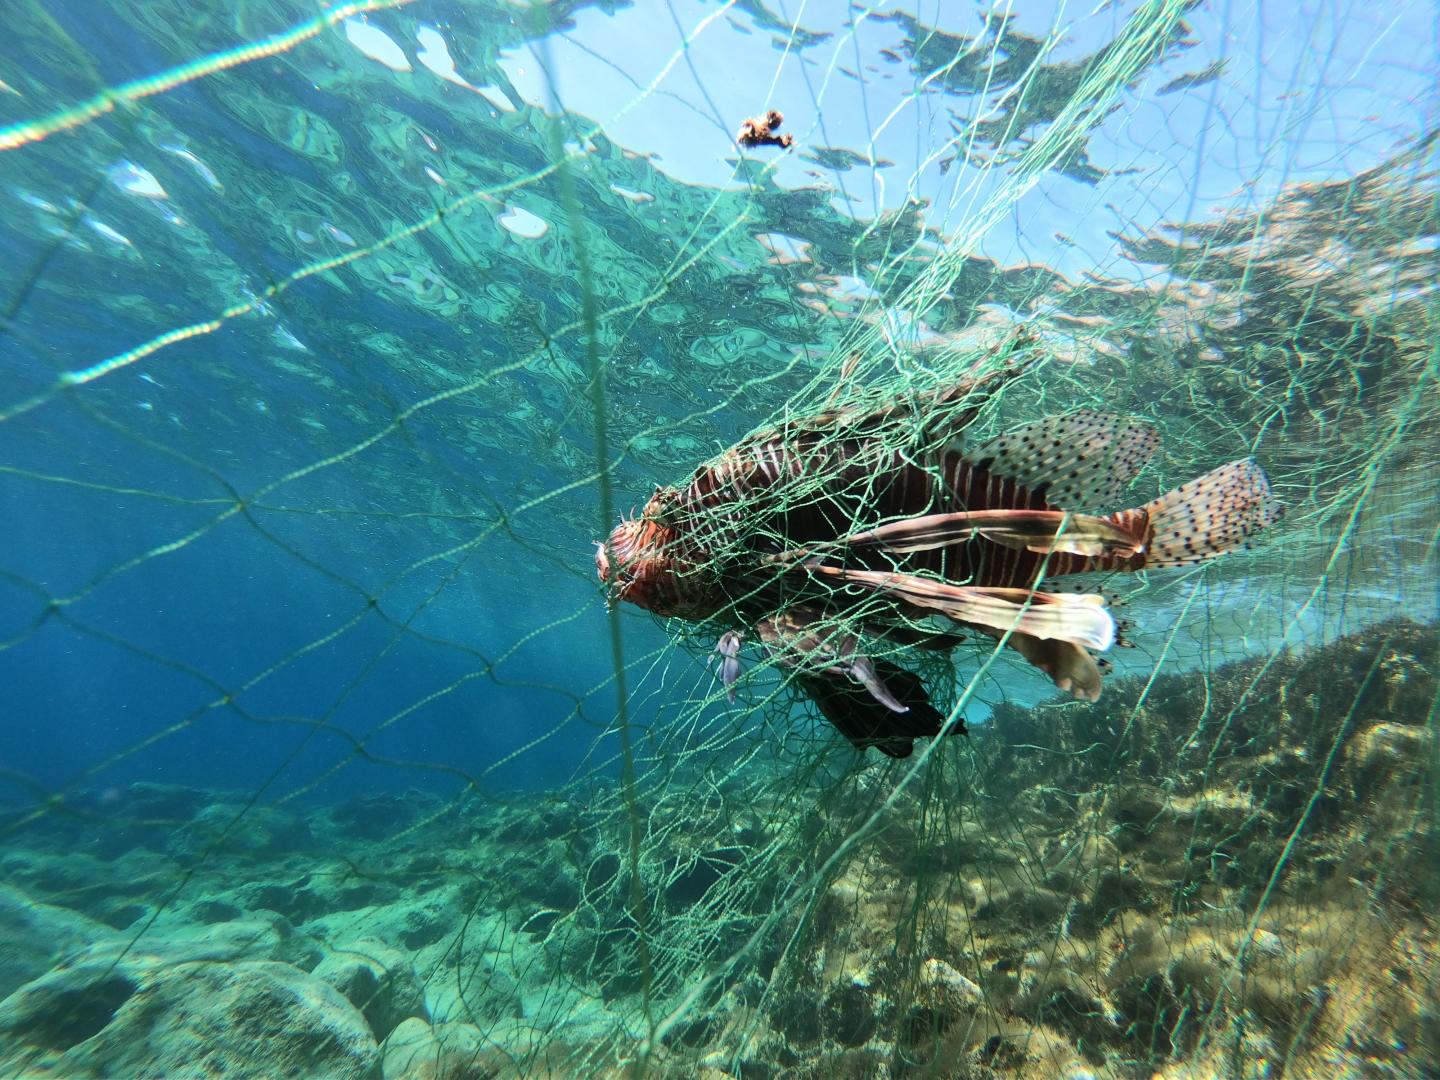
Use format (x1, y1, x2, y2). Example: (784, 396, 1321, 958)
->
(596, 360, 1281, 757)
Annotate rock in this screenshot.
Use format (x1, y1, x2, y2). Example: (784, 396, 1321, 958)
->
(665, 847, 744, 910)
(380, 1017, 488, 1080)
(381, 1017, 440, 1080)
(83, 782, 211, 822)
(323, 791, 438, 837)
(975, 884, 1069, 926)
(313, 939, 428, 1041)
(113, 909, 320, 972)
(915, 956, 984, 1048)
(1015, 952, 1119, 1046)
(1070, 866, 1151, 932)
(166, 803, 314, 860)
(0, 957, 378, 1078)
(1348, 722, 1432, 797)
(772, 991, 822, 1047)
(0, 885, 117, 1000)
(820, 983, 876, 1047)
(168, 911, 303, 961)
(1246, 929, 1284, 958)
(699, 1049, 752, 1077)
(919, 958, 984, 1010)
(243, 881, 328, 924)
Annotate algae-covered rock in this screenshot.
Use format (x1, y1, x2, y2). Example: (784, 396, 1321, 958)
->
(380, 1017, 490, 1080)
(0, 956, 378, 1078)
(0, 620, 1432, 1078)
(918, 957, 983, 1012)
(166, 802, 315, 860)
(706, 619, 1440, 1077)
(0, 885, 117, 1000)
(129, 909, 317, 968)
(1347, 721, 1433, 797)
(314, 937, 429, 1041)
(381, 1017, 441, 1079)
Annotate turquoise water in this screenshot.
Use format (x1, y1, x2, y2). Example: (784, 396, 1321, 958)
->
(0, 1, 1435, 1076)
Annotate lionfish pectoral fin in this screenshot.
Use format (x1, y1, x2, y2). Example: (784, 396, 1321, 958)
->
(984, 628, 1104, 701)
(845, 655, 909, 713)
(973, 410, 1161, 507)
(1138, 458, 1282, 568)
(809, 566, 1115, 652)
(756, 608, 909, 714)
(841, 509, 1142, 559)
(999, 512, 1143, 558)
(824, 350, 861, 405)
(721, 657, 740, 702)
(714, 630, 745, 703)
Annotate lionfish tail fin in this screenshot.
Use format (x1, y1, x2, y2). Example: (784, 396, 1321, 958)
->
(1141, 458, 1282, 568)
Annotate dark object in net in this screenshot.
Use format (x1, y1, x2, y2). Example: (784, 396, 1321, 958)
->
(738, 109, 794, 149)
(799, 662, 964, 760)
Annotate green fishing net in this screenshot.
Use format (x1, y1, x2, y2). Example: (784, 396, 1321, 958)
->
(0, 1, 1435, 1077)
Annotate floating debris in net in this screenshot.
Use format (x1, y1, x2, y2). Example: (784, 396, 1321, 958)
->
(737, 109, 794, 149)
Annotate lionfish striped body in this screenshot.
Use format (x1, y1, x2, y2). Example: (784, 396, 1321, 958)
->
(597, 366, 1281, 757)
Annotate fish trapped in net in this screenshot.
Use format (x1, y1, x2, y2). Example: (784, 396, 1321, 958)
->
(596, 359, 1281, 757)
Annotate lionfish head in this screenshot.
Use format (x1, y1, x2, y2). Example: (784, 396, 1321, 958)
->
(595, 513, 697, 617)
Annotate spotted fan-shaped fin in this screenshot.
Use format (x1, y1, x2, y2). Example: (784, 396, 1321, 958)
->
(973, 410, 1160, 508)
(1142, 458, 1282, 567)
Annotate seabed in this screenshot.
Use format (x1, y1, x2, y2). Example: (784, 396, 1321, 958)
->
(1, 620, 1433, 1079)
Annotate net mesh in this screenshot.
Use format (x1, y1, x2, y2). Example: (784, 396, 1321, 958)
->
(0, 1, 1436, 1077)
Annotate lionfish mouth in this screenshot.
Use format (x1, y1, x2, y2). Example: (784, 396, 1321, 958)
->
(593, 539, 615, 588)
(595, 513, 708, 618)
(595, 516, 659, 608)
